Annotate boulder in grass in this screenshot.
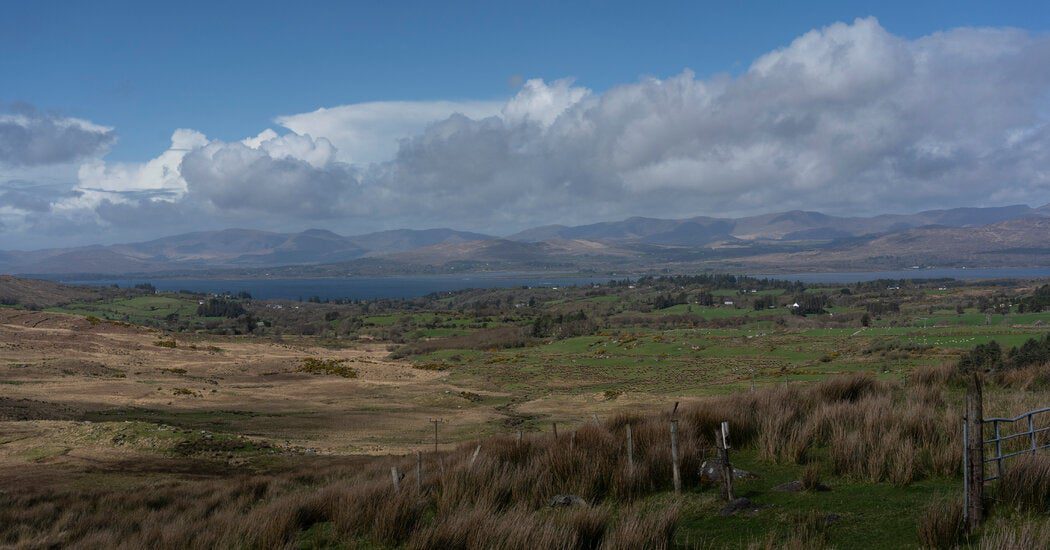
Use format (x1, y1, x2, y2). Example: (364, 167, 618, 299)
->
(773, 479, 831, 492)
(549, 494, 588, 508)
(700, 461, 756, 482)
(719, 497, 764, 516)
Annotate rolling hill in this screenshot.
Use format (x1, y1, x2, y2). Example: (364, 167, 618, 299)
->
(0, 228, 493, 275)
(2, 204, 1049, 275)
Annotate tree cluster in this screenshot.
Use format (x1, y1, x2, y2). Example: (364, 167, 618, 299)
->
(196, 298, 247, 318)
(958, 335, 1050, 373)
(1017, 284, 1050, 313)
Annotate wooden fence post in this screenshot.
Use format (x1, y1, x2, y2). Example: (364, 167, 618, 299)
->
(415, 451, 422, 494)
(626, 424, 634, 473)
(517, 430, 523, 444)
(964, 373, 984, 531)
(670, 419, 681, 493)
(716, 422, 734, 501)
(469, 443, 482, 469)
(993, 420, 1004, 480)
(429, 418, 442, 453)
(390, 466, 401, 491)
(570, 431, 576, 452)
(670, 402, 681, 493)
(552, 422, 558, 439)
(1029, 413, 1037, 454)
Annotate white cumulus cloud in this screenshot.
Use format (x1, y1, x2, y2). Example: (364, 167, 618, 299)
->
(276, 100, 502, 165)
(4, 17, 1050, 247)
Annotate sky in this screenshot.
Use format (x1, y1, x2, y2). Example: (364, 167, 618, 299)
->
(2, 1, 1050, 249)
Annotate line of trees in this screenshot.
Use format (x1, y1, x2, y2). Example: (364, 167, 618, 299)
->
(1017, 284, 1050, 313)
(958, 334, 1050, 373)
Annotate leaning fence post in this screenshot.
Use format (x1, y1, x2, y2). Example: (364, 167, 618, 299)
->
(626, 424, 635, 473)
(993, 420, 1003, 480)
(429, 418, 443, 453)
(1029, 413, 1038, 454)
(716, 422, 734, 501)
(670, 402, 681, 494)
(962, 418, 970, 521)
(415, 451, 422, 494)
(964, 373, 984, 531)
(670, 420, 681, 493)
(469, 443, 482, 469)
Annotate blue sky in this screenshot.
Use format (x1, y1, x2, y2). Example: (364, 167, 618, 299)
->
(2, 1, 1050, 248)
(6, 1, 1048, 162)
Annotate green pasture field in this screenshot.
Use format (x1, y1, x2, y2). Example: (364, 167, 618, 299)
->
(410, 288, 1050, 400)
(48, 294, 203, 324)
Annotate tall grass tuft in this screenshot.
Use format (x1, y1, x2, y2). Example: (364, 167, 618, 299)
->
(977, 516, 1050, 550)
(916, 496, 964, 549)
(997, 453, 1050, 513)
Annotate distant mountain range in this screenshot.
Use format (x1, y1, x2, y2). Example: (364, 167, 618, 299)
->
(3, 203, 1050, 276)
(506, 204, 1043, 244)
(0, 227, 491, 275)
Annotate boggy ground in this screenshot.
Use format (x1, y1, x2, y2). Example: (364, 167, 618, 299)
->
(1, 368, 1048, 549)
(3, 280, 1050, 547)
(0, 309, 517, 463)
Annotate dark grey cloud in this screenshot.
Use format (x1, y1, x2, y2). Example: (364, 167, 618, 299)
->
(0, 189, 52, 212)
(95, 196, 195, 228)
(0, 104, 116, 166)
(179, 139, 362, 219)
(0, 181, 83, 214)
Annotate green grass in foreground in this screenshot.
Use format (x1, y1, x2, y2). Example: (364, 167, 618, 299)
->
(675, 449, 957, 548)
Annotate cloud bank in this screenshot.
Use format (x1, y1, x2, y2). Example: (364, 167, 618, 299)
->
(3, 17, 1050, 248)
(0, 105, 115, 167)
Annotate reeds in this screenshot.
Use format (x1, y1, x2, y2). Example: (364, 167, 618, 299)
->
(977, 516, 1050, 550)
(997, 453, 1050, 513)
(3, 371, 1044, 547)
(916, 496, 964, 549)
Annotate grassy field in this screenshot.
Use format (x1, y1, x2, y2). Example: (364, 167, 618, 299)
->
(675, 452, 958, 548)
(410, 304, 1050, 400)
(2, 275, 1049, 547)
(47, 294, 207, 324)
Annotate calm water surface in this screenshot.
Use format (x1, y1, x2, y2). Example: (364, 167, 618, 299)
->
(66, 274, 610, 300)
(66, 267, 1050, 300)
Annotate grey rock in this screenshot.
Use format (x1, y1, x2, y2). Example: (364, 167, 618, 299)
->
(720, 497, 756, 516)
(549, 494, 588, 508)
(700, 461, 756, 482)
(772, 480, 831, 492)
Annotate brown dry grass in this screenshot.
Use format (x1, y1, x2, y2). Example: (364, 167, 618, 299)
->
(4, 308, 1049, 548)
(916, 496, 964, 549)
(0, 452, 680, 549)
(0, 309, 499, 455)
(977, 515, 1050, 549)
(0, 371, 983, 548)
(997, 453, 1050, 514)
